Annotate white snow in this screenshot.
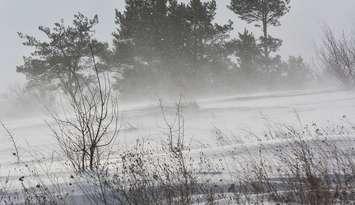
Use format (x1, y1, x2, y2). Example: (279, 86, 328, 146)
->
(0, 88, 354, 203)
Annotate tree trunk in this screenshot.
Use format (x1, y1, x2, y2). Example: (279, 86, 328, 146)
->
(262, 17, 269, 58)
(89, 146, 96, 170)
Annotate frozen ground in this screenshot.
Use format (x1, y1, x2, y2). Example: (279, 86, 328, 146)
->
(0, 88, 354, 203)
(1, 88, 355, 164)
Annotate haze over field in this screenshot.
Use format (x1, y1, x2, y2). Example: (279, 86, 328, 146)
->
(1, 0, 355, 93)
(0, 0, 355, 204)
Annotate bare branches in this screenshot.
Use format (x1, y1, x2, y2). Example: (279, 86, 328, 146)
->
(159, 97, 185, 153)
(319, 26, 355, 86)
(0, 120, 20, 163)
(48, 42, 119, 172)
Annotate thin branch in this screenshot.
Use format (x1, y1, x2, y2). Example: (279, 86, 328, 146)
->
(0, 120, 20, 163)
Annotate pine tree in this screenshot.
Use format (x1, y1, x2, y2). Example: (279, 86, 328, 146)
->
(228, 0, 290, 58)
(234, 29, 260, 78)
(17, 13, 109, 93)
(187, 0, 232, 70)
(114, 0, 170, 64)
(113, 0, 233, 94)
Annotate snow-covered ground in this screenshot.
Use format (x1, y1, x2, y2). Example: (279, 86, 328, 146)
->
(0, 88, 354, 203)
(1, 88, 355, 162)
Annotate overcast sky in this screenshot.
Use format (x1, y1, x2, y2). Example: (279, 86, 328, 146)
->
(1, 0, 355, 93)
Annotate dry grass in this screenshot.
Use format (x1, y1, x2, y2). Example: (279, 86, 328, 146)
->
(1, 102, 355, 204)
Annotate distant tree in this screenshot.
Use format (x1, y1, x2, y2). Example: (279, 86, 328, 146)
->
(113, 0, 171, 63)
(113, 0, 171, 94)
(113, 0, 233, 95)
(186, 0, 233, 83)
(233, 29, 260, 78)
(285, 56, 313, 84)
(164, 0, 192, 76)
(228, 0, 291, 58)
(17, 13, 110, 94)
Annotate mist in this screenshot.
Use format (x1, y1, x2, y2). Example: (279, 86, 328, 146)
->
(1, 0, 355, 93)
(0, 1, 355, 204)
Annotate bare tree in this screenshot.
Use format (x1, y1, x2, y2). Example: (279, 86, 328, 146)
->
(48, 44, 119, 172)
(319, 26, 355, 87)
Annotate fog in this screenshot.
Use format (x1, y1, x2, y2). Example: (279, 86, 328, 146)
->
(0, 1, 355, 204)
(1, 0, 355, 93)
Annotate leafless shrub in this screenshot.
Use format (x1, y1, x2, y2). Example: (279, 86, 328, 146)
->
(0, 122, 72, 205)
(0, 120, 20, 163)
(80, 101, 227, 205)
(0, 175, 11, 205)
(20, 178, 69, 205)
(319, 26, 355, 87)
(48, 45, 119, 172)
(12, 146, 76, 205)
(236, 124, 355, 204)
(80, 108, 355, 205)
(274, 129, 355, 204)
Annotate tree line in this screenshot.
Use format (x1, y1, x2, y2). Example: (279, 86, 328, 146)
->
(17, 0, 314, 99)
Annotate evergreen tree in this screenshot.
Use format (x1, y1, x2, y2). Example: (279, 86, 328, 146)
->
(284, 56, 312, 86)
(186, 0, 233, 79)
(234, 29, 260, 78)
(113, 0, 233, 95)
(228, 0, 290, 58)
(113, 0, 170, 63)
(17, 13, 109, 93)
(113, 0, 171, 94)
